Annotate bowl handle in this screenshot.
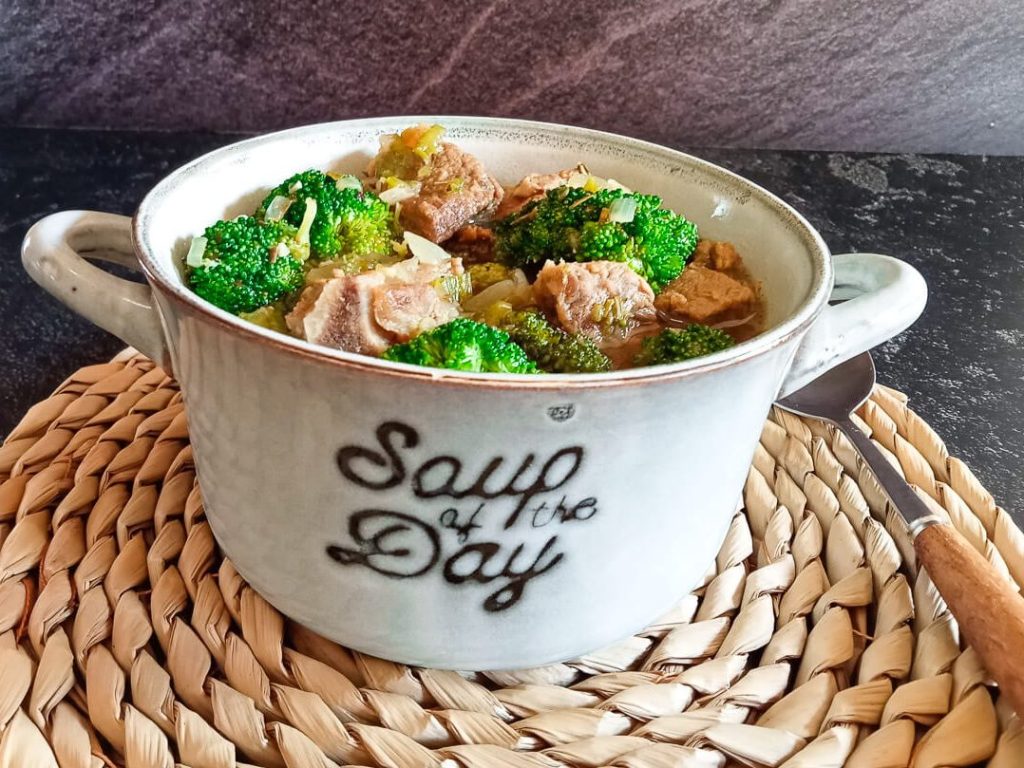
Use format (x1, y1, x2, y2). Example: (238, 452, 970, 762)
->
(21, 210, 168, 366)
(778, 253, 927, 398)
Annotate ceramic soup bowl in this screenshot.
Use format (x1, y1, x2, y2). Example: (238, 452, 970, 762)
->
(22, 117, 927, 669)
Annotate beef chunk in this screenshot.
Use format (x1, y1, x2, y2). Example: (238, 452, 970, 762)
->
(286, 257, 463, 353)
(287, 270, 390, 355)
(692, 240, 741, 271)
(373, 283, 460, 342)
(533, 260, 656, 346)
(654, 265, 755, 325)
(399, 144, 503, 243)
(444, 224, 495, 264)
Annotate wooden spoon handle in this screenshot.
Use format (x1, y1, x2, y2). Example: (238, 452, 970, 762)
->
(833, 417, 1024, 713)
(915, 522, 1024, 714)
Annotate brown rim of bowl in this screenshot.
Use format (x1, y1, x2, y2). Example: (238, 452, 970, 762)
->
(131, 116, 833, 390)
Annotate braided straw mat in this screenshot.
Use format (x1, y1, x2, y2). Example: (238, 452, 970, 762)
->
(0, 349, 1022, 768)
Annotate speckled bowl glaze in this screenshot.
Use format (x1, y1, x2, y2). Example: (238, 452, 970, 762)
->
(21, 117, 927, 669)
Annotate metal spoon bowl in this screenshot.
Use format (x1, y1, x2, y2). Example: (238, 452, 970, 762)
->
(777, 353, 937, 534)
(778, 350, 876, 424)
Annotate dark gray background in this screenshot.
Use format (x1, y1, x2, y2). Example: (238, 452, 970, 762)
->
(2, 0, 1023, 153)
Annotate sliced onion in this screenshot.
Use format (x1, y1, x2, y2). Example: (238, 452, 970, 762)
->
(297, 198, 317, 245)
(335, 174, 363, 192)
(288, 180, 303, 193)
(511, 268, 529, 286)
(566, 171, 590, 188)
(264, 195, 292, 221)
(434, 273, 472, 302)
(185, 236, 208, 268)
(710, 312, 757, 330)
(607, 197, 636, 223)
(463, 279, 517, 313)
(379, 182, 421, 204)
(658, 308, 757, 331)
(304, 260, 344, 283)
(404, 230, 450, 263)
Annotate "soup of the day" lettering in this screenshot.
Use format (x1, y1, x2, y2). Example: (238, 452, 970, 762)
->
(325, 421, 598, 612)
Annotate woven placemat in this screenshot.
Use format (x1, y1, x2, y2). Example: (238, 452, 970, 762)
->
(1, 349, 1022, 768)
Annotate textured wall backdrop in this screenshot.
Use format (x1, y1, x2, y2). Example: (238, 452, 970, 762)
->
(2, 0, 1022, 153)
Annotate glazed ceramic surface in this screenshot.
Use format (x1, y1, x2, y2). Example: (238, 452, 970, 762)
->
(22, 117, 927, 668)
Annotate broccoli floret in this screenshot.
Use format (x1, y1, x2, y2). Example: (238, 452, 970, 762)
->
(257, 170, 392, 261)
(383, 318, 539, 374)
(634, 325, 735, 366)
(239, 303, 289, 333)
(494, 188, 581, 266)
(467, 262, 515, 292)
(494, 187, 698, 291)
(186, 217, 307, 314)
(495, 309, 611, 373)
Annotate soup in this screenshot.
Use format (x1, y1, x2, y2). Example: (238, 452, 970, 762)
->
(183, 124, 764, 374)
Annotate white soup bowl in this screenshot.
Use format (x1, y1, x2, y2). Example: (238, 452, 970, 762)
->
(22, 117, 926, 669)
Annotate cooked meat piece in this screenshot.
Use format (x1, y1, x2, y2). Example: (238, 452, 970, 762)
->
(373, 259, 464, 342)
(709, 241, 740, 271)
(495, 168, 577, 219)
(399, 144, 503, 243)
(444, 224, 495, 264)
(655, 265, 756, 325)
(287, 270, 391, 355)
(692, 240, 742, 271)
(533, 260, 656, 346)
(380, 256, 462, 285)
(373, 283, 460, 342)
(286, 257, 464, 353)
(691, 240, 712, 268)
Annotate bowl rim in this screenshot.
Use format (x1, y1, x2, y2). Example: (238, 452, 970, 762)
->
(132, 115, 832, 389)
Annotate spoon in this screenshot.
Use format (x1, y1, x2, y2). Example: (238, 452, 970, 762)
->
(777, 352, 1024, 714)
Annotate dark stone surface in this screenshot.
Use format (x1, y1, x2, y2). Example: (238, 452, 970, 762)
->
(1, 127, 1022, 523)
(1, 0, 1023, 154)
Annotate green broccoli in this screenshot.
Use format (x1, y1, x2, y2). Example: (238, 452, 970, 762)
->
(494, 309, 611, 373)
(494, 187, 698, 291)
(634, 325, 735, 366)
(239, 303, 289, 333)
(186, 216, 308, 314)
(467, 262, 515, 292)
(383, 318, 539, 373)
(257, 170, 392, 262)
